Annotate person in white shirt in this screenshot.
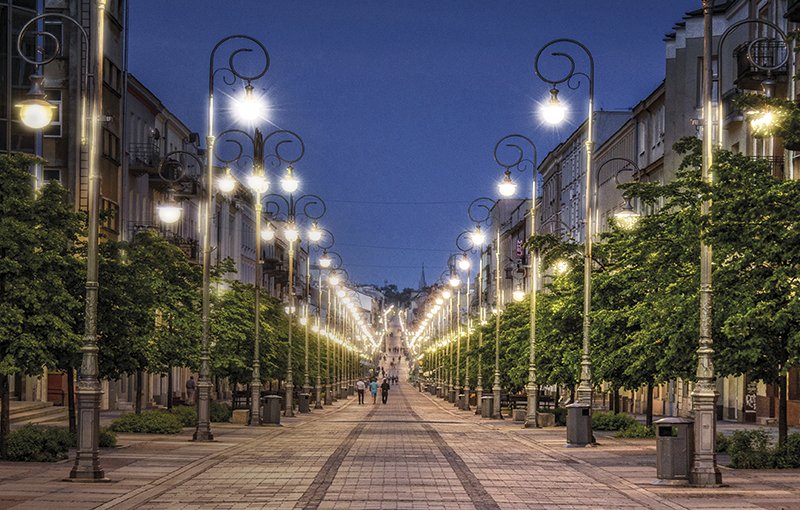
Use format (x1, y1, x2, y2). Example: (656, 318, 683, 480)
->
(356, 379, 366, 405)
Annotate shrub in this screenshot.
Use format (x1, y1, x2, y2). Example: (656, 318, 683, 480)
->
(615, 423, 655, 438)
(211, 402, 232, 423)
(728, 430, 772, 469)
(592, 411, 638, 431)
(715, 432, 729, 453)
(4, 425, 72, 462)
(543, 407, 567, 426)
(170, 405, 198, 427)
(110, 410, 183, 434)
(772, 433, 800, 469)
(99, 427, 118, 448)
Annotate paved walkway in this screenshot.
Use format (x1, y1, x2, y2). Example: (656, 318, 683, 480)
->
(1, 383, 799, 509)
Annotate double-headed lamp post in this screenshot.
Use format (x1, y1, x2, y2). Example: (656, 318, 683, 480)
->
(17, 4, 108, 480)
(264, 173, 326, 416)
(493, 134, 539, 428)
(534, 38, 596, 445)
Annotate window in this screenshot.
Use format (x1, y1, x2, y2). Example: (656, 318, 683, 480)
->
(102, 128, 120, 163)
(103, 58, 123, 95)
(43, 90, 62, 138)
(43, 21, 63, 59)
(43, 168, 62, 184)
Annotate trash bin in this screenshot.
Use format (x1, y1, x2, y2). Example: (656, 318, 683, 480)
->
(566, 402, 592, 447)
(653, 417, 694, 484)
(261, 395, 281, 425)
(298, 393, 310, 413)
(458, 394, 467, 410)
(481, 395, 494, 418)
(448, 388, 456, 404)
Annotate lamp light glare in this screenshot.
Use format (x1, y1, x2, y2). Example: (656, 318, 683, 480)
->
(261, 224, 275, 241)
(157, 202, 182, 224)
(284, 224, 299, 243)
(497, 172, 517, 197)
(309, 224, 323, 242)
(541, 87, 566, 125)
(246, 173, 269, 194)
(512, 289, 525, 302)
(217, 168, 236, 193)
(470, 228, 487, 246)
(449, 276, 461, 288)
(280, 166, 299, 193)
(232, 82, 267, 124)
(442, 289, 452, 299)
(457, 256, 471, 271)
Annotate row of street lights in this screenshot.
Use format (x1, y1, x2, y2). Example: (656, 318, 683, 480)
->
(14, 13, 377, 478)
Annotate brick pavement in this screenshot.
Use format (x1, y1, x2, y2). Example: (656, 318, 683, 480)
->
(1, 383, 799, 509)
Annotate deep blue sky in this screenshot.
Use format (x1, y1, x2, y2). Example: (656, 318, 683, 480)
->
(128, 1, 698, 290)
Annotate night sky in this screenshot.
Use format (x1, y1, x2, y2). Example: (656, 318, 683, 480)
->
(128, 1, 699, 290)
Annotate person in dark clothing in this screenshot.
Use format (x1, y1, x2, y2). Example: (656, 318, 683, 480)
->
(381, 379, 390, 404)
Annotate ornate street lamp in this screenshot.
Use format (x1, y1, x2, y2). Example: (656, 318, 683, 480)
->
(16, 3, 108, 481)
(216, 127, 305, 424)
(534, 38, 595, 445)
(306, 227, 334, 410)
(198, 34, 270, 440)
(263, 178, 326, 416)
(459, 197, 494, 414)
(493, 134, 539, 427)
(594, 157, 642, 234)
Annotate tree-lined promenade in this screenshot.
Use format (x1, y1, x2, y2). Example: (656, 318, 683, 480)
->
(0, 154, 359, 458)
(423, 139, 800, 448)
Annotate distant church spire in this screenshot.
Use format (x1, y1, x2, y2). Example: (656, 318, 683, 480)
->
(419, 264, 427, 289)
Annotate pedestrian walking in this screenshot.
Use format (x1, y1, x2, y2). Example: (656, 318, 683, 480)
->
(369, 379, 379, 404)
(356, 379, 366, 404)
(381, 379, 390, 404)
(186, 376, 196, 402)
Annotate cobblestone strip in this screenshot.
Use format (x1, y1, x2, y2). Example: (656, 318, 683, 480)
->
(404, 394, 501, 510)
(296, 406, 378, 510)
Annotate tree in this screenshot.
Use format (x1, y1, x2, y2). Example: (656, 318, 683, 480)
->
(0, 154, 83, 456)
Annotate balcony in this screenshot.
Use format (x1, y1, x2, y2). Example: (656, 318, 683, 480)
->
(127, 223, 200, 263)
(750, 156, 784, 179)
(128, 142, 160, 174)
(733, 39, 788, 91)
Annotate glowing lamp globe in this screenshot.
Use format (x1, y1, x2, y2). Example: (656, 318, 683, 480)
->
(308, 224, 323, 242)
(329, 274, 341, 286)
(470, 228, 487, 246)
(261, 224, 275, 241)
(442, 289, 452, 299)
(217, 168, 236, 193)
(457, 256, 471, 271)
(448, 276, 461, 288)
(435, 297, 444, 306)
(18, 99, 55, 129)
(246, 173, 269, 194)
(319, 252, 332, 268)
(512, 289, 525, 302)
(157, 202, 182, 224)
(497, 172, 517, 197)
(613, 206, 641, 230)
(541, 88, 566, 125)
(284, 225, 299, 243)
(280, 167, 299, 193)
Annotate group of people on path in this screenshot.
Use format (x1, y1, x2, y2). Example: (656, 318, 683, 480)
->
(356, 377, 392, 405)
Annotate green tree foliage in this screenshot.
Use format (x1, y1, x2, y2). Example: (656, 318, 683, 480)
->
(0, 155, 83, 457)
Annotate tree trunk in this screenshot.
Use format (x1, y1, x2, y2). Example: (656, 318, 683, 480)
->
(1, 375, 9, 459)
(67, 368, 76, 434)
(779, 373, 788, 446)
(645, 383, 654, 427)
(612, 388, 620, 414)
(167, 369, 173, 410)
(555, 386, 560, 408)
(135, 371, 143, 414)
